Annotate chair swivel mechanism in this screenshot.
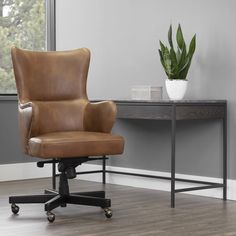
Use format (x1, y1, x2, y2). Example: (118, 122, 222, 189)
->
(9, 47, 124, 222)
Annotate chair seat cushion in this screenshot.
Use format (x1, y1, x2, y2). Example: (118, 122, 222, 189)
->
(28, 131, 124, 158)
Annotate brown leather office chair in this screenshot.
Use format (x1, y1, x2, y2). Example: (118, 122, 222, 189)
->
(9, 47, 124, 222)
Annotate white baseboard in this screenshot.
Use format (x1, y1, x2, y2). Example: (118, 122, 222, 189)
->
(0, 162, 235, 201)
(77, 163, 236, 201)
(0, 162, 52, 181)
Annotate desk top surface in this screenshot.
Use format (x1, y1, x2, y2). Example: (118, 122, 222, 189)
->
(113, 99, 227, 105)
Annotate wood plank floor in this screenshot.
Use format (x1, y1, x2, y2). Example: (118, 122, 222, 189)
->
(0, 178, 236, 236)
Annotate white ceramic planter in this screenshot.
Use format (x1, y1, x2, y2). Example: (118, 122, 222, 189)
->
(165, 79, 188, 100)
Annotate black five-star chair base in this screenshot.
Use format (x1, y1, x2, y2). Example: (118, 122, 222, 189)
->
(9, 170, 112, 222)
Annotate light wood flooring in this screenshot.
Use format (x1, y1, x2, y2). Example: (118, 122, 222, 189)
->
(0, 178, 236, 236)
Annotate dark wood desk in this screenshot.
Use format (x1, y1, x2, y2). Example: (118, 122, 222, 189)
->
(51, 99, 227, 208)
(107, 100, 227, 208)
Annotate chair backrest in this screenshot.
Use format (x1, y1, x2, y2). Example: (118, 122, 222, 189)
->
(11, 47, 91, 140)
(11, 47, 90, 104)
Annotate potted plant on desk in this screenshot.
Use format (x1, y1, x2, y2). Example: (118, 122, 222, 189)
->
(158, 24, 196, 100)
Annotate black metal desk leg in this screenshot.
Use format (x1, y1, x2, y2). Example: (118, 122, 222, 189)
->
(102, 156, 106, 184)
(171, 104, 176, 208)
(52, 161, 56, 190)
(223, 105, 227, 200)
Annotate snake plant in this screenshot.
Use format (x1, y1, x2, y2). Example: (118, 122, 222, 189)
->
(159, 24, 196, 80)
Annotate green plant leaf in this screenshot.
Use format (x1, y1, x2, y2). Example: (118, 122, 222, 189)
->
(159, 40, 166, 52)
(179, 63, 191, 80)
(188, 34, 196, 59)
(158, 49, 166, 70)
(178, 44, 187, 69)
(162, 46, 170, 63)
(176, 48, 181, 63)
(170, 48, 177, 65)
(170, 48, 178, 78)
(163, 47, 172, 76)
(176, 24, 185, 50)
(168, 24, 173, 48)
(159, 57, 171, 77)
(179, 57, 190, 73)
(158, 49, 163, 61)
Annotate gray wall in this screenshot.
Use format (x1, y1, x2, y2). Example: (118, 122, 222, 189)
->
(56, 0, 236, 179)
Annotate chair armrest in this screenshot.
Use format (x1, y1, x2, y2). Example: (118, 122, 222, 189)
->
(84, 101, 117, 133)
(18, 102, 33, 154)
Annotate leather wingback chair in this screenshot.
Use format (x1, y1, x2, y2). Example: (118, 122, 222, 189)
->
(9, 47, 124, 222)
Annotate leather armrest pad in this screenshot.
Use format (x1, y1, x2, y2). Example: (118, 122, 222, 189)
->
(18, 102, 33, 154)
(84, 101, 117, 133)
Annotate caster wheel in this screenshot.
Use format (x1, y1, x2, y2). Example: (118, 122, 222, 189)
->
(104, 208, 112, 219)
(47, 212, 55, 223)
(11, 204, 19, 214)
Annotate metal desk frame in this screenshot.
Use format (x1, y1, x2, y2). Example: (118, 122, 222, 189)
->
(51, 100, 227, 208)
